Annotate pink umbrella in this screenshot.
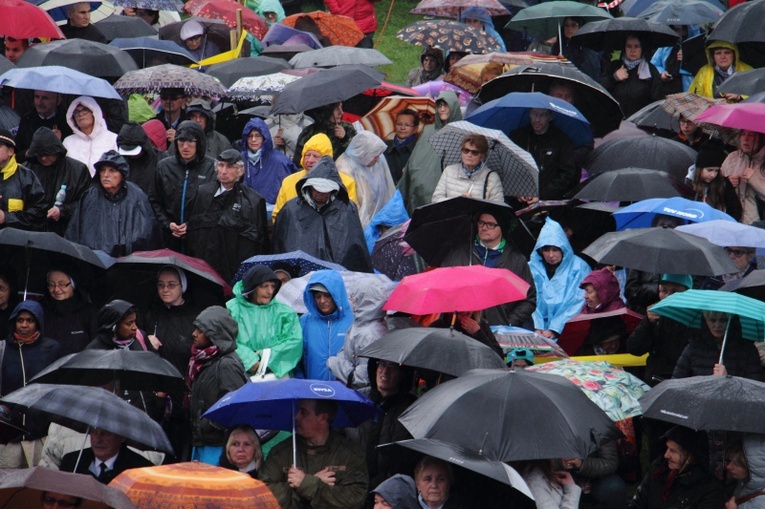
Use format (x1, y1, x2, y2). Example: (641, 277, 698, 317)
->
(694, 102, 765, 135)
(382, 265, 530, 315)
(412, 80, 472, 107)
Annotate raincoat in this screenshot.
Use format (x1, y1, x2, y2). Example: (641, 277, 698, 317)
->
(397, 90, 462, 214)
(734, 434, 765, 509)
(116, 121, 168, 194)
(62, 96, 118, 177)
(530, 217, 592, 334)
(226, 273, 303, 377)
(240, 117, 298, 204)
(335, 131, 395, 228)
(580, 267, 626, 314)
(688, 41, 753, 99)
(297, 270, 354, 381)
(170, 99, 232, 159)
(0, 155, 47, 231)
(405, 46, 445, 88)
(458, 7, 506, 53)
(364, 190, 409, 253)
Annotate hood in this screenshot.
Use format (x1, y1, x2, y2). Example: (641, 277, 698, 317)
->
(300, 133, 334, 169)
(420, 45, 445, 70)
(242, 117, 274, 158)
(9, 300, 44, 332)
(94, 150, 130, 177)
(173, 120, 207, 164)
(238, 264, 282, 299)
(97, 300, 134, 332)
(65, 96, 108, 140)
(343, 131, 386, 167)
(364, 190, 409, 252)
(302, 270, 351, 322)
(186, 98, 216, 134)
(435, 90, 462, 129)
(741, 433, 765, 492)
(296, 156, 349, 202)
(250, 0, 285, 21)
(118, 121, 154, 156)
(373, 474, 419, 509)
(580, 268, 622, 311)
(349, 278, 394, 324)
(531, 217, 576, 267)
(193, 305, 238, 354)
(705, 40, 741, 67)
(459, 7, 495, 30)
(27, 127, 67, 160)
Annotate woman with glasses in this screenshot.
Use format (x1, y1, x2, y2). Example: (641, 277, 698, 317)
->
(41, 267, 96, 356)
(238, 117, 297, 206)
(62, 96, 117, 177)
(432, 134, 504, 203)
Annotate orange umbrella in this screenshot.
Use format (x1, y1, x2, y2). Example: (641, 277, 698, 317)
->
(360, 95, 435, 141)
(184, 0, 268, 39)
(281, 11, 364, 47)
(110, 462, 281, 509)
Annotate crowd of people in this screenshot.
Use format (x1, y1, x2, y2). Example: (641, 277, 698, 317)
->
(0, 0, 764, 508)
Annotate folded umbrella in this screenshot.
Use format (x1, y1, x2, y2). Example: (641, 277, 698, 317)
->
(15, 39, 138, 79)
(0, 66, 121, 100)
(570, 168, 693, 202)
(613, 196, 737, 230)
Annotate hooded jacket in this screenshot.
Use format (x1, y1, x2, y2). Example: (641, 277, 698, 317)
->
(405, 46, 445, 87)
(689, 41, 753, 99)
(0, 153, 47, 231)
(273, 157, 372, 272)
(629, 456, 724, 509)
(580, 267, 626, 314)
(293, 104, 357, 167)
(240, 117, 298, 204)
(226, 272, 303, 378)
(117, 121, 168, 194)
(734, 434, 765, 509)
(190, 306, 248, 446)
(372, 475, 419, 509)
(397, 90, 462, 214)
(272, 133, 357, 220)
(297, 270, 354, 381)
(530, 217, 592, 334)
(174, 100, 232, 159)
(458, 7, 506, 52)
(26, 127, 92, 236)
(87, 299, 153, 352)
(363, 190, 409, 253)
(62, 96, 118, 177)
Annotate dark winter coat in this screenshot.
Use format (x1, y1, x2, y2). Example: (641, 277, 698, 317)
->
(628, 458, 724, 509)
(15, 110, 72, 165)
(41, 293, 97, 357)
(60, 22, 107, 43)
(168, 100, 231, 159)
(117, 121, 167, 194)
(510, 124, 579, 200)
(0, 158, 47, 230)
(601, 59, 662, 118)
(627, 315, 695, 386)
(240, 117, 298, 204)
(140, 297, 205, 377)
(383, 137, 418, 185)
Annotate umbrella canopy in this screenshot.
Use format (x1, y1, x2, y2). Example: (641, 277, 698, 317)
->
(290, 46, 391, 68)
(398, 368, 621, 461)
(94, 14, 158, 42)
(411, 80, 471, 107)
(505, 1, 612, 40)
(1, 384, 173, 453)
(477, 61, 622, 137)
(569, 168, 693, 201)
(444, 52, 564, 95)
(570, 16, 679, 51)
(112, 0, 183, 10)
(613, 196, 737, 230)
(113, 63, 227, 98)
(627, 99, 675, 133)
(467, 91, 593, 147)
(0, 56, 12, 76)
(718, 68, 765, 97)
(650, 289, 765, 341)
(357, 328, 507, 376)
(371, 221, 423, 281)
(359, 95, 435, 141)
(225, 72, 302, 101)
(232, 250, 346, 286)
(183, 0, 268, 39)
(582, 227, 739, 276)
(111, 462, 280, 509)
(382, 265, 530, 315)
(557, 308, 645, 356)
(695, 102, 765, 136)
(110, 37, 198, 68)
(270, 65, 384, 115)
(528, 358, 650, 421)
(27, 0, 115, 25)
(0, 65, 121, 100)
(396, 19, 504, 54)
(493, 326, 569, 357)
(428, 120, 540, 197)
(639, 375, 765, 433)
(158, 17, 234, 53)
(677, 220, 765, 249)
(205, 56, 291, 88)
(410, 0, 510, 18)
(0, 467, 136, 509)
(635, 0, 723, 25)
(587, 136, 698, 181)
(620, 0, 724, 17)
(0, 0, 65, 39)
(282, 11, 364, 47)
(707, 0, 765, 45)
(659, 91, 735, 142)
(721, 270, 765, 301)
(261, 23, 323, 49)
(29, 349, 186, 393)
(15, 39, 138, 79)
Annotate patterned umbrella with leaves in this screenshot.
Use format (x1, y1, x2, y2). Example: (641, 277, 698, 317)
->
(397, 19, 503, 54)
(113, 63, 227, 98)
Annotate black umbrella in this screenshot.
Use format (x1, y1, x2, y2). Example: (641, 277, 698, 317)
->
(587, 136, 697, 181)
(29, 349, 186, 393)
(204, 56, 292, 88)
(569, 168, 693, 202)
(718, 68, 765, 97)
(403, 196, 535, 266)
(721, 270, 765, 301)
(680, 31, 708, 76)
(94, 13, 158, 42)
(639, 375, 765, 433)
(707, 0, 765, 45)
(477, 61, 623, 137)
(15, 39, 139, 80)
(371, 222, 424, 281)
(110, 37, 198, 68)
(270, 65, 384, 115)
(1, 384, 173, 453)
(398, 368, 621, 461)
(582, 228, 739, 276)
(570, 17, 679, 51)
(627, 99, 676, 133)
(357, 328, 507, 377)
(0, 55, 14, 76)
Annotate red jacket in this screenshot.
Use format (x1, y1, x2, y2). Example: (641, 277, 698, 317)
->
(324, 0, 378, 34)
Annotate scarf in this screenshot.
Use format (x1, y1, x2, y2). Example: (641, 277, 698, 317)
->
(622, 57, 652, 80)
(713, 65, 735, 96)
(394, 133, 418, 149)
(247, 148, 262, 165)
(112, 336, 135, 349)
(13, 331, 40, 345)
(1, 155, 18, 181)
(187, 344, 220, 385)
(461, 160, 486, 178)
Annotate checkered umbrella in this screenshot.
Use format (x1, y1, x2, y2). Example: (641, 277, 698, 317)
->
(113, 63, 227, 98)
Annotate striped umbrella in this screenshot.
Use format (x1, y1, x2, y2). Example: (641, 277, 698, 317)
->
(359, 95, 435, 141)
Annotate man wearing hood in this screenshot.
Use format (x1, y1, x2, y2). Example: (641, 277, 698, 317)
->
(689, 40, 752, 100)
(26, 127, 91, 236)
(66, 150, 161, 257)
(239, 117, 297, 205)
(62, 96, 118, 177)
(0, 130, 47, 231)
(186, 149, 269, 283)
(151, 120, 216, 252)
(405, 46, 445, 87)
(14, 91, 72, 164)
(172, 99, 231, 159)
(273, 157, 372, 273)
(117, 121, 168, 194)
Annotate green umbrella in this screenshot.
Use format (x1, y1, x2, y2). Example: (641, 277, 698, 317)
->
(504, 1, 613, 48)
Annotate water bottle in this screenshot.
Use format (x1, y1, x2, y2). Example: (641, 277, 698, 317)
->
(53, 184, 67, 208)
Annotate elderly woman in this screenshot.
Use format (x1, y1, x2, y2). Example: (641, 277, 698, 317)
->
(240, 117, 298, 205)
(41, 267, 96, 356)
(62, 96, 118, 177)
(727, 436, 765, 509)
(431, 134, 503, 203)
(600, 34, 662, 118)
(415, 456, 461, 509)
(219, 425, 262, 478)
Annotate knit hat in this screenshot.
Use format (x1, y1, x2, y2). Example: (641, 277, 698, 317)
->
(695, 141, 726, 169)
(660, 274, 693, 289)
(142, 119, 168, 152)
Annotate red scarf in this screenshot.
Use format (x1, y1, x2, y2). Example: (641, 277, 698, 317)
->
(13, 331, 40, 345)
(186, 344, 220, 385)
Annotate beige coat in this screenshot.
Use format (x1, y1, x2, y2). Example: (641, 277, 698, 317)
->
(432, 162, 504, 203)
(722, 145, 765, 224)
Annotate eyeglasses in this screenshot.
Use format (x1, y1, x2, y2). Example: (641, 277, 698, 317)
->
(395, 122, 414, 128)
(725, 248, 751, 257)
(477, 220, 499, 230)
(461, 147, 481, 156)
(47, 282, 72, 290)
(177, 140, 197, 146)
(157, 282, 181, 289)
(72, 108, 91, 117)
(247, 132, 264, 140)
(42, 497, 78, 509)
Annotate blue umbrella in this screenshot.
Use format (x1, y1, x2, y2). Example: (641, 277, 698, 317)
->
(232, 250, 346, 286)
(466, 91, 593, 147)
(110, 37, 198, 68)
(613, 197, 737, 230)
(26, 0, 115, 24)
(0, 66, 121, 100)
(261, 23, 323, 49)
(676, 220, 765, 249)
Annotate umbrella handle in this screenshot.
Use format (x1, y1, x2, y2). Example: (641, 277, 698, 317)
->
(292, 399, 297, 468)
(718, 315, 732, 366)
(73, 425, 91, 472)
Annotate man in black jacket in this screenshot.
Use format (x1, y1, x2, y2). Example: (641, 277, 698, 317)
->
(60, 429, 153, 484)
(0, 129, 47, 231)
(117, 121, 167, 195)
(14, 91, 72, 164)
(60, 3, 107, 43)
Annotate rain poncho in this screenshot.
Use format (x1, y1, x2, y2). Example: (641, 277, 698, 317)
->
(734, 434, 765, 509)
(530, 217, 592, 334)
(297, 270, 354, 381)
(335, 131, 395, 228)
(62, 96, 118, 177)
(240, 117, 298, 204)
(246, 0, 285, 22)
(397, 90, 462, 214)
(459, 7, 506, 52)
(689, 40, 753, 99)
(226, 273, 303, 378)
(364, 190, 409, 253)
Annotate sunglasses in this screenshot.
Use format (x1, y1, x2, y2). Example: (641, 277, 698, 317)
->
(461, 147, 481, 156)
(725, 248, 751, 257)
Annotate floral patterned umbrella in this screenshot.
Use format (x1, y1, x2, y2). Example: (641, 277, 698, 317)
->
(410, 0, 510, 18)
(113, 63, 227, 98)
(396, 19, 503, 54)
(281, 11, 364, 47)
(528, 358, 650, 421)
(359, 95, 435, 141)
(184, 0, 268, 39)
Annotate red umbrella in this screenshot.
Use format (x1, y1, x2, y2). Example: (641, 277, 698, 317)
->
(0, 0, 65, 39)
(184, 0, 268, 39)
(694, 102, 765, 136)
(383, 265, 530, 315)
(557, 307, 644, 356)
